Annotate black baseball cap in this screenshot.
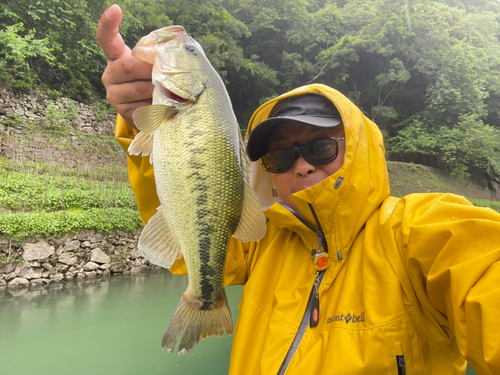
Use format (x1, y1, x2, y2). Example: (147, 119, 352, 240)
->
(246, 93, 342, 161)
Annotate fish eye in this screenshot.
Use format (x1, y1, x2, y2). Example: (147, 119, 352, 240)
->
(185, 44, 197, 53)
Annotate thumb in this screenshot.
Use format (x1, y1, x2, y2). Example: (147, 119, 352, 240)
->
(96, 4, 131, 61)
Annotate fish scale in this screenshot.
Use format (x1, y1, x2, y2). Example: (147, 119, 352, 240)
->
(128, 25, 267, 356)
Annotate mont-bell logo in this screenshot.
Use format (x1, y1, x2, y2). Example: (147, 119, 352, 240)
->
(327, 312, 365, 325)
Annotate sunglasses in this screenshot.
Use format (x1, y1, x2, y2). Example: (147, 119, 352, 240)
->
(262, 137, 345, 173)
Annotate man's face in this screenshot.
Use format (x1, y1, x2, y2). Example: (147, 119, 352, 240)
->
(268, 121, 346, 214)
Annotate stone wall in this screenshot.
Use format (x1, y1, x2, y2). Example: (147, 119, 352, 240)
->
(0, 230, 160, 289)
(0, 88, 123, 169)
(0, 88, 116, 136)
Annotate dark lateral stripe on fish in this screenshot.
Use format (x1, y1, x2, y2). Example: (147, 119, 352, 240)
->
(197, 220, 215, 310)
(189, 160, 206, 169)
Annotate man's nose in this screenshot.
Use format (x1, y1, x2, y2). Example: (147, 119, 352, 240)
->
(294, 156, 316, 176)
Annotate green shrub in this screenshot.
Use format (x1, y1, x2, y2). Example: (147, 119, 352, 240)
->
(0, 169, 137, 212)
(0, 208, 142, 242)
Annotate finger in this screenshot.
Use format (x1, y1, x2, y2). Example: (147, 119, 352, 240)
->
(116, 99, 153, 130)
(105, 80, 155, 105)
(103, 56, 153, 84)
(96, 4, 131, 61)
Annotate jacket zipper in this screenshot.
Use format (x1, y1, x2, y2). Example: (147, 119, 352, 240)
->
(277, 270, 325, 375)
(276, 203, 332, 375)
(396, 355, 406, 375)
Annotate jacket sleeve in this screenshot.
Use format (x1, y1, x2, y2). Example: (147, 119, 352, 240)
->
(392, 193, 500, 375)
(114, 114, 251, 285)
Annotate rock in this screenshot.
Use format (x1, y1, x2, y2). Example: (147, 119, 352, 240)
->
(85, 271, 97, 278)
(5, 272, 16, 281)
(82, 127, 96, 134)
(99, 263, 111, 270)
(30, 278, 49, 286)
(58, 252, 77, 265)
(129, 249, 140, 260)
(56, 264, 69, 272)
(63, 240, 80, 252)
(131, 265, 148, 273)
(90, 248, 110, 264)
(89, 233, 105, 243)
(14, 261, 31, 275)
(8, 277, 29, 288)
(49, 274, 64, 283)
(18, 267, 43, 280)
(0, 263, 16, 274)
(83, 262, 99, 271)
(102, 269, 111, 277)
(76, 272, 85, 279)
(29, 261, 41, 267)
(22, 240, 55, 261)
(110, 263, 123, 273)
(82, 241, 91, 248)
(42, 263, 54, 271)
(0, 279, 6, 287)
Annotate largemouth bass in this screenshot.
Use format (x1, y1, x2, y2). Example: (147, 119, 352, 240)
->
(128, 26, 267, 356)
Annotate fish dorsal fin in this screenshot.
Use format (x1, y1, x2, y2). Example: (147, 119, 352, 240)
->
(128, 131, 154, 157)
(232, 181, 267, 242)
(138, 206, 183, 268)
(132, 104, 178, 134)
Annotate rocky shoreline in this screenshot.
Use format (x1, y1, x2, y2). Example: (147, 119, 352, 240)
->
(0, 230, 160, 289)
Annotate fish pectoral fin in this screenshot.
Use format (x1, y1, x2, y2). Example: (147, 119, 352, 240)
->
(232, 181, 267, 242)
(132, 104, 178, 133)
(128, 131, 154, 158)
(138, 206, 183, 267)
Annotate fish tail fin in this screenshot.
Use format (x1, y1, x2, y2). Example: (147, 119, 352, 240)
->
(162, 290, 233, 356)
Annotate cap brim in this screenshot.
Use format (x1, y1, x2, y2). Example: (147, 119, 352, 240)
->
(246, 115, 342, 162)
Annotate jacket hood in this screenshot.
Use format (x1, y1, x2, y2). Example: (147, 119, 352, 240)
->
(245, 84, 390, 258)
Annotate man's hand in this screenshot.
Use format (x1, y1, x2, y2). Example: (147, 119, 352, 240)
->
(96, 4, 154, 129)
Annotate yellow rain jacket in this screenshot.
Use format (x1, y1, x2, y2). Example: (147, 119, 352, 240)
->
(115, 84, 500, 375)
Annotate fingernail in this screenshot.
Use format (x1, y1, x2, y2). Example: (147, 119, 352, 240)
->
(106, 4, 121, 21)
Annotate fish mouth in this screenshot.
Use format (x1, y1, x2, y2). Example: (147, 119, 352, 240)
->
(165, 88, 190, 103)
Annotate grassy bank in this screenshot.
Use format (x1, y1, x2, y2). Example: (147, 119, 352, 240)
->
(0, 158, 142, 242)
(388, 161, 499, 212)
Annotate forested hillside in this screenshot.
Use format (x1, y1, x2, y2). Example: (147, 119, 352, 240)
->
(1, 0, 500, 190)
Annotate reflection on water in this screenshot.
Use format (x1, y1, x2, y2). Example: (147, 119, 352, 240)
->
(0, 271, 242, 375)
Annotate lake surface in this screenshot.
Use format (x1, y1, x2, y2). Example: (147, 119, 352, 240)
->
(0, 271, 240, 375)
(0, 271, 478, 374)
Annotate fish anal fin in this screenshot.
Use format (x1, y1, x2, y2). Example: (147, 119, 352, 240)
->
(128, 131, 154, 158)
(132, 104, 178, 134)
(138, 206, 182, 267)
(232, 181, 267, 242)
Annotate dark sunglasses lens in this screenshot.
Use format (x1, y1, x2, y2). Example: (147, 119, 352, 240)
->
(263, 149, 294, 173)
(305, 138, 338, 164)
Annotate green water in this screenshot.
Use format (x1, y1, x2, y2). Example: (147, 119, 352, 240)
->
(0, 271, 479, 375)
(0, 271, 240, 375)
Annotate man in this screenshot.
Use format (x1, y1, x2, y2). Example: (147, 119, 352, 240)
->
(97, 5, 500, 374)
